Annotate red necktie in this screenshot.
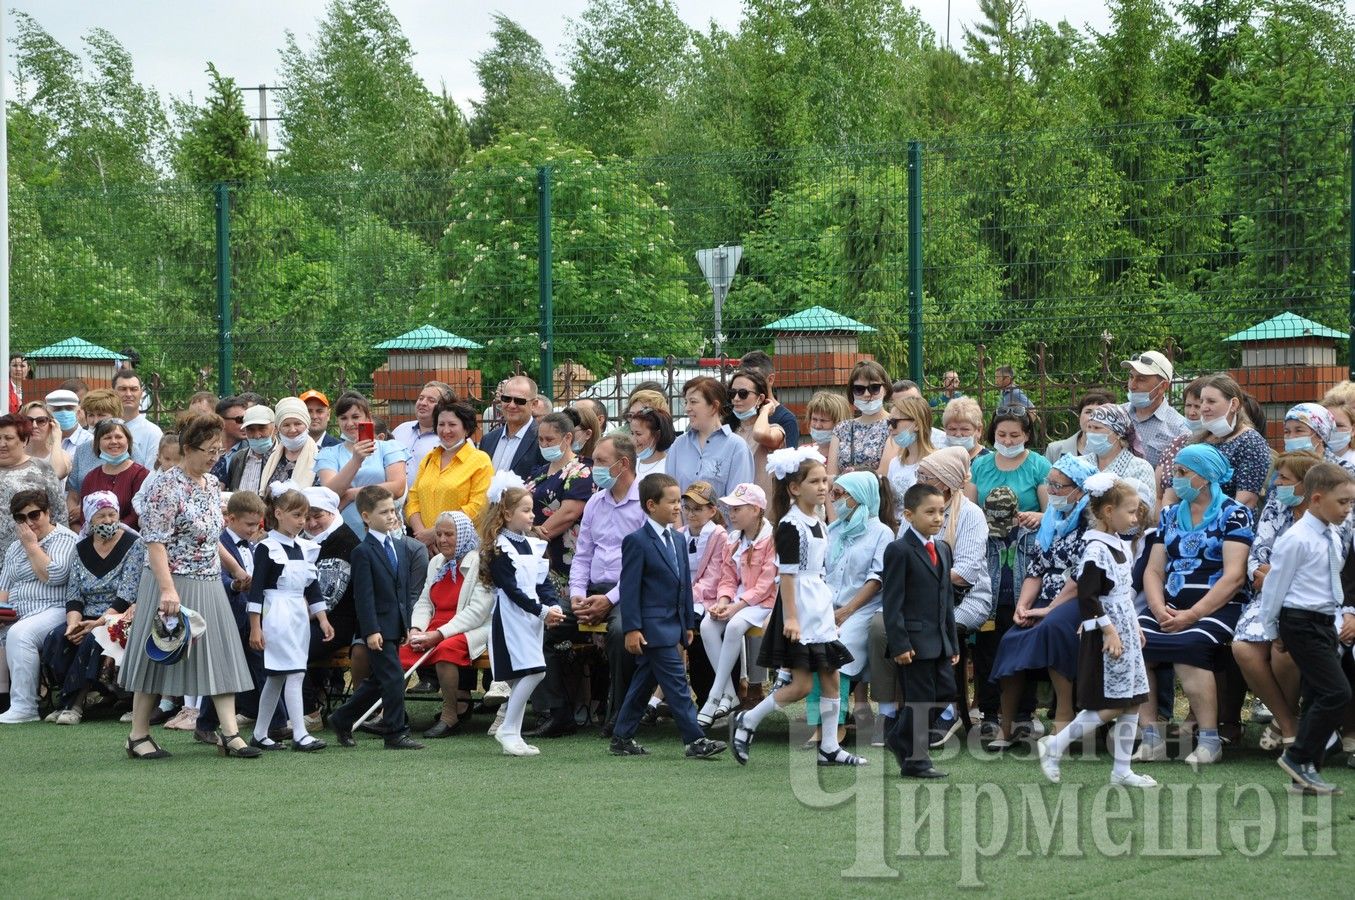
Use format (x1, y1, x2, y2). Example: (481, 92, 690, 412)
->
(925, 540, 938, 567)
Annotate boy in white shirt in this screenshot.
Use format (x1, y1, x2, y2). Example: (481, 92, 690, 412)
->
(1260, 461, 1355, 795)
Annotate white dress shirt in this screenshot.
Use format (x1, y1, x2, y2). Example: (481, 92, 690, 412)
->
(1259, 511, 1345, 639)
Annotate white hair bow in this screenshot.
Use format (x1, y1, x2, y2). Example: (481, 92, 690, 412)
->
(268, 480, 304, 498)
(487, 469, 526, 504)
(1082, 471, 1119, 498)
(765, 445, 826, 481)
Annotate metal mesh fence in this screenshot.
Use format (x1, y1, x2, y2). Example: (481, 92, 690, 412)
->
(11, 106, 1353, 433)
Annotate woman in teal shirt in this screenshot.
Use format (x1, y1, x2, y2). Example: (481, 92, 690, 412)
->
(966, 407, 1050, 530)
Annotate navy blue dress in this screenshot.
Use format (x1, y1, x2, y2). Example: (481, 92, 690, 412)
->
(988, 519, 1087, 683)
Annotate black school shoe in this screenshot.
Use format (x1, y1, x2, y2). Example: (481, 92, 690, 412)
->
(685, 738, 727, 759)
(610, 736, 649, 756)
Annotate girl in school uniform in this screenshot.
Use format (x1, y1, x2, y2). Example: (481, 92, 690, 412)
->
(731, 446, 866, 767)
(478, 470, 565, 757)
(247, 482, 334, 752)
(1036, 474, 1155, 788)
(697, 482, 777, 727)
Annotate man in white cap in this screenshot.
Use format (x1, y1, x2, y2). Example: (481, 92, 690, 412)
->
(1121, 350, 1189, 469)
(226, 405, 276, 493)
(45, 389, 91, 453)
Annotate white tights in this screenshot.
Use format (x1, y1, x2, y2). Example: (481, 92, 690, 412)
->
(254, 673, 308, 742)
(499, 672, 545, 742)
(700, 606, 770, 704)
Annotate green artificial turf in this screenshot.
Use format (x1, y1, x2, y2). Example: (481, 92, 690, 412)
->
(3, 713, 1353, 897)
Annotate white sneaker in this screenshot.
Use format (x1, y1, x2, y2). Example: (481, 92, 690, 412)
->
(55, 708, 83, 725)
(43, 710, 61, 723)
(484, 681, 511, 702)
(1028, 718, 1047, 738)
(1343, 735, 1355, 755)
(163, 707, 198, 731)
(1111, 771, 1159, 788)
(1184, 743, 1222, 767)
(0, 709, 40, 724)
(496, 735, 540, 757)
(1132, 737, 1168, 762)
(235, 713, 255, 727)
(487, 708, 506, 736)
(1036, 735, 1061, 783)
(119, 711, 134, 723)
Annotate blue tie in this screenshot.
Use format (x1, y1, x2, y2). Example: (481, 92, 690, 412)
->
(384, 536, 398, 570)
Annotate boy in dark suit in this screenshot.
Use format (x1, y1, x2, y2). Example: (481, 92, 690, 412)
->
(328, 486, 424, 750)
(883, 483, 959, 778)
(609, 474, 726, 760)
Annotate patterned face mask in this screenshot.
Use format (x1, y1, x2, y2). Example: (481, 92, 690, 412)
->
(92, 522, 121, 541)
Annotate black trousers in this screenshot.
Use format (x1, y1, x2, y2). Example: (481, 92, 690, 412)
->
(972, 605, 1037, 721)
(1278, 609, 1352, 767)
(330, 638, 409, 739)
(536, 582, 635, 725)
(887, 655, 955, 773)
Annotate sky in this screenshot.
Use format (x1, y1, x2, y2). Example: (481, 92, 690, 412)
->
(6, 1, 1112, 115)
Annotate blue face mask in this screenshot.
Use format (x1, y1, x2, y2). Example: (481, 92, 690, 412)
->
(52, 409, 78, 431)
(99, 451, 130, 466)
(1047, 493, 1071, 512)
(893, 429, 916, 449)
(733, 406, 758, 421)
(811, 428, 834, 445)
(832, 498, 851, 521)
(1331, 430, 1352, 452)
(247, 437, 274, 456)
(947, 435, 975, 451)
(1084, 432, 1114, 456)
(572, 440, 585, 453)
(636, 445, 654, 462)
(1283, 436, 1314, 453)
(593, 462, 619, 490)
(1172, 475, 1201, 503)
(1275, 484, 1303, 507)
(541, 444, 564, 463)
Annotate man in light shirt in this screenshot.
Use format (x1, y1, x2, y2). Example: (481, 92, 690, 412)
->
(392, 381, 453, 487)
(110, 369, 162, 469)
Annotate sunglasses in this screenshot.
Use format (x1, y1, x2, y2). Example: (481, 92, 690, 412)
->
(995, 406, 1030, 417)
(887, 417, 913, 429)
(12, 508, 44, 523)
(852, 383, 885, 397)
(499, 394, 530, 407)
(729, 388, 759, 401)
(223, 415, 246, 425)
(25, 416, 51, 427)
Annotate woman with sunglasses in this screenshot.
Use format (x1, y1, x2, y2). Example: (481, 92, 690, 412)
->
(0, 414, 67, 556)
(79, 419, 149, 531)
(875, 396, 938, 522)
(966, 406, 1050, 530)
(0, 489, 78, 723)
(727, 368, 787, 498)
(21, 401, 71, 485)
(827, 361, 893, 478)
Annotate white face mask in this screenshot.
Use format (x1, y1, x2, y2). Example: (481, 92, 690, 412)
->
(995, 442, 1025, 459)
(1202, 412, 1234, 437)
(279, 432, 309, 452)
(855, 397, 883, 415)
(947, 435, 975, 451)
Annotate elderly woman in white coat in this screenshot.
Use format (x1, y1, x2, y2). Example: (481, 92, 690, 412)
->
(401, 510, 493, 738)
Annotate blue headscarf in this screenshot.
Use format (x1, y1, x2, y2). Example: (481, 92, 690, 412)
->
(828, 472, 879, 566)
(1173, 444, 1234, 533)
(1036, 454, 1097, 551)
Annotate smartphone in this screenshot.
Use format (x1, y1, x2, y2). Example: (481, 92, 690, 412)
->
(357, 421, 375, 443)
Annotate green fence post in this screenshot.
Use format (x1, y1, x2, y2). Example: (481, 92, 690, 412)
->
(537, 166, 554, 394)
(1349, 109, 1355, 380)
(215, 181, 233, 395)
(907, 140, 924, 385)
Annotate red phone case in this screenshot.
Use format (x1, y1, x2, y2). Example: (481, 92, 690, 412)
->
(357, 422, 374, 442)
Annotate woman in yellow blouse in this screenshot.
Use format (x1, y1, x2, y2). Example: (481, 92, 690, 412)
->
(406, 401, 492, 549)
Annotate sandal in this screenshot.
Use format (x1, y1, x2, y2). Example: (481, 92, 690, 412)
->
(125, 734, 171, 760)
(730, 711, 754, 766)
(817, 747, 869, 767)
(217, 731, 263, 759)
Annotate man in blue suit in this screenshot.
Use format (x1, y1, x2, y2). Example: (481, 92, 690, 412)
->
(479, 375, 546, 479)
(609, 473, 726, 760)
(328, 486, 424, 750)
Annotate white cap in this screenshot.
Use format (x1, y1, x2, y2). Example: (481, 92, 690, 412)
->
(1120, 351, 1173, 382)
(242, 405, 274, 428)
(45, 389, 79, 408)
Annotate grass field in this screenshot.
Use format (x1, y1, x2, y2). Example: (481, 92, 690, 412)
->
(3, 711, 1354, 898)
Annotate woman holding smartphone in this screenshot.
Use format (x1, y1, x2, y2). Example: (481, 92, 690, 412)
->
(315, 392, 408, 538)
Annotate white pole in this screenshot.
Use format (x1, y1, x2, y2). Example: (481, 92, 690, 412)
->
(0, 5, 10, 411)
(351, 646, 434, 730)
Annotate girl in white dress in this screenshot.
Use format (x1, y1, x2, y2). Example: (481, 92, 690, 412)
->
(247, 483, 334, 751)
(731, 447, 865, 767)
(478, 471, 565, 757)
(1036, 475, 1155, 788)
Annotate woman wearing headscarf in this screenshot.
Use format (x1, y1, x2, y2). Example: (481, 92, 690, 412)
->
(260, 397, 319, 491)
(401, 510, 494, 738)
(40, 491, 146, 724)
(299, 486, 362, 722)
(866, 447, 992, 745)
(986, 454, 1099, 750)
(1280, 402, 1354, 472)
(1134, 444, 1253, 766)
(1082, 404, 1156, 490)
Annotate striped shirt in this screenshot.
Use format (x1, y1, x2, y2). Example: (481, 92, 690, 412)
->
(1123, 400, 1190, 470)
(0, 525, 78, 618)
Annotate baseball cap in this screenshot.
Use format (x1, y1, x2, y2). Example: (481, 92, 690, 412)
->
(299, 389, 329, 407)
(682, 481, 716, 506)
(1120, 351, 1173, 382)
(242, 405, 274, 428)
(45, 389, 79, 409)
(719, 483, 767, 509)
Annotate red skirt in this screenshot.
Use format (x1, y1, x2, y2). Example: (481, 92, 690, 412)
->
(399, 570, 472, 668)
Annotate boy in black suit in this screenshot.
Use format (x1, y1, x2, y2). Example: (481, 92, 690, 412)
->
(609, 474, 726, 760)
(882, 483, 959, 778)
(328, 486, 424, 750)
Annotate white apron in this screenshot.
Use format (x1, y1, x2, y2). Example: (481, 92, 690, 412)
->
(489, 534, 551, 679)
(260, 536, 320, 673)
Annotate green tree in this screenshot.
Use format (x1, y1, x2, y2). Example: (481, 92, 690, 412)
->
(469, 15, 567, 148)
(172, 63, 268, 184)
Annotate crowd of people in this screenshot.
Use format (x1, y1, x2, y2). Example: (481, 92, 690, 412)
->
(2, 347, 1354, 794)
